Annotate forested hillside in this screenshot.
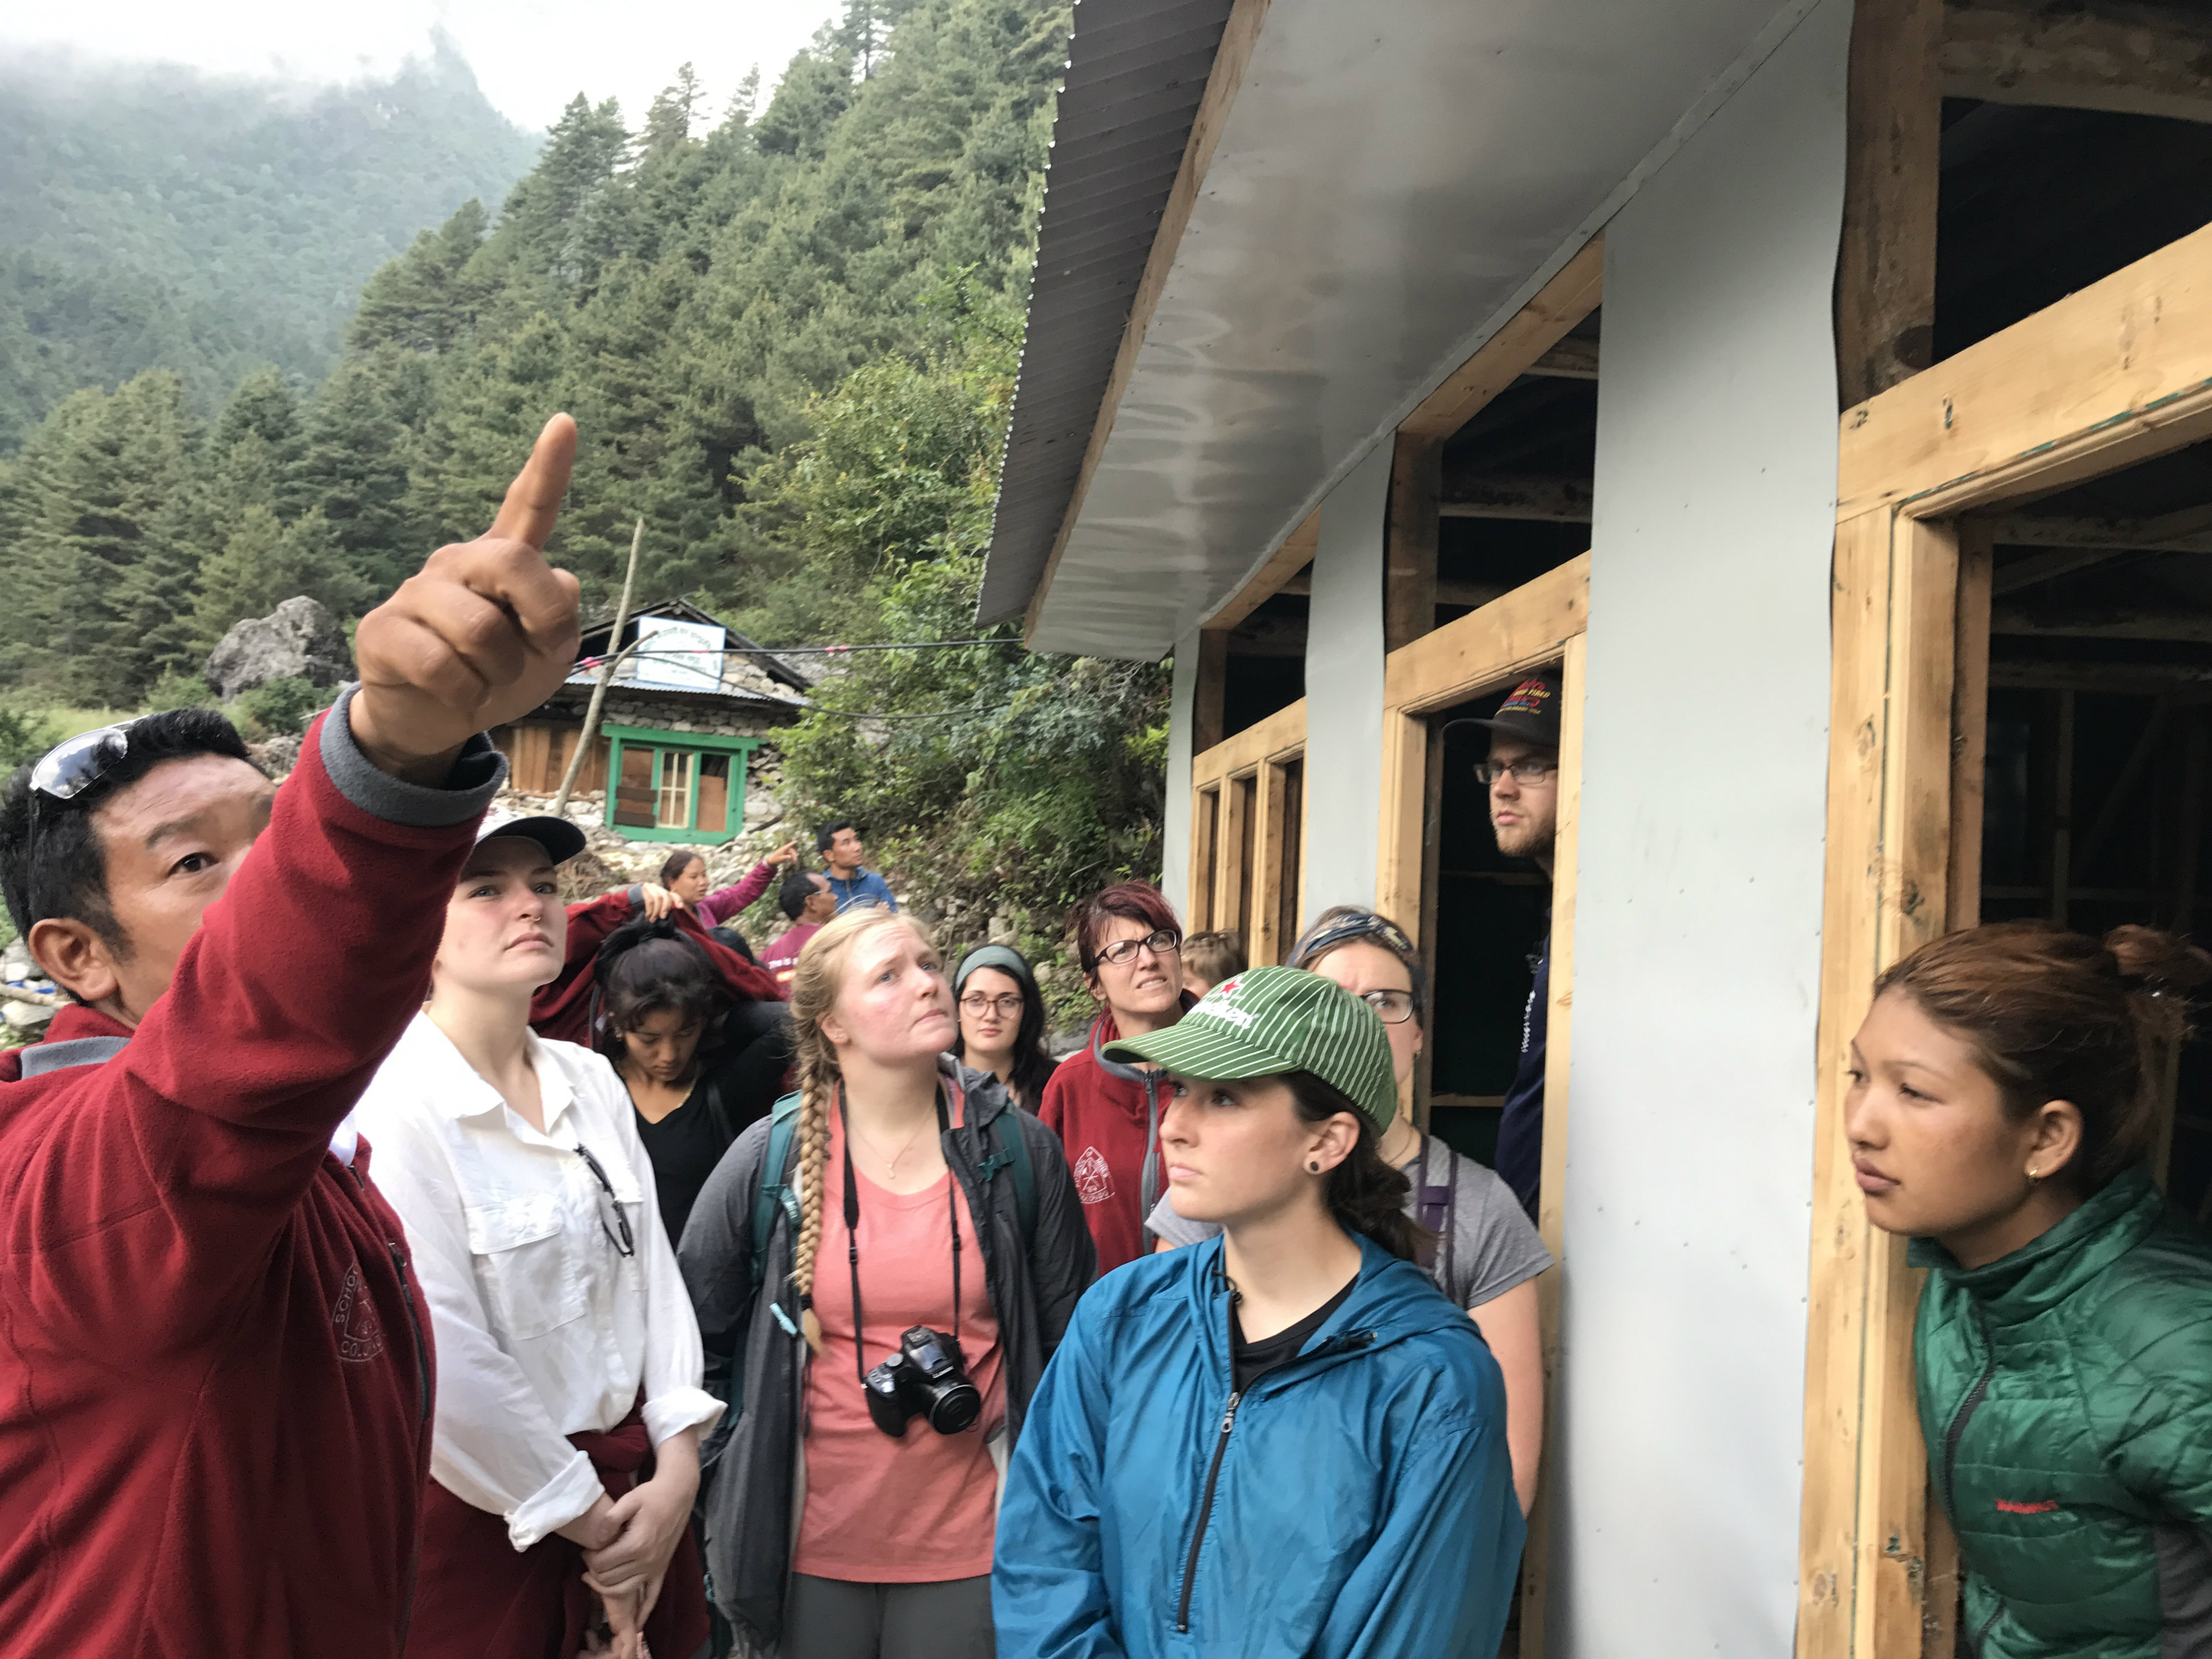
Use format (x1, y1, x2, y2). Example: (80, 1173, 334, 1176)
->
(0, 0, 1170, 946)
(0, 41, 539, 449)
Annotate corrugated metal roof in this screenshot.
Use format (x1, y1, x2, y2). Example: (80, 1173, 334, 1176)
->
(977, 0, 1236, 628)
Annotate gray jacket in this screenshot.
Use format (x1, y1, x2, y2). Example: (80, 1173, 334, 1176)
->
(676, 1057, 1095, 1651)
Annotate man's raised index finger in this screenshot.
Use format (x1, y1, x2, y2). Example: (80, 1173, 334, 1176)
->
(486, 413, 577, 552)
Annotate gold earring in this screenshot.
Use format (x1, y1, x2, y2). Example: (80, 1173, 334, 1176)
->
(2027, 1164, 2040, 1180)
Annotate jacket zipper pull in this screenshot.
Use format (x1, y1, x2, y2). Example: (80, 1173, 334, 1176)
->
(387, 1241, 432, 1427)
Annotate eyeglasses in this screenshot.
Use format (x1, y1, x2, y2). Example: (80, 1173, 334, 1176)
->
(1473, 756, 1558, 785)
(30, 723, 133, 801)
(1095, 928, 1181, 968)
(1359, 989, 1418, 1025)
(573, 1144, 635, 1258)
(959, 993, 1025, 1019)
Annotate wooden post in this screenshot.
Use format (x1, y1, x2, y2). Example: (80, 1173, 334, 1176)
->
(1385, 433, 1442, 653)
(1835, 0, 1943, 408)
(553, 517, 645, 817)
(1193, 629, 1229, 757)
(1950, 526, 1992, 929)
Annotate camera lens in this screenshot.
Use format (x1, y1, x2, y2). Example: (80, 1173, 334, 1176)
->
(924, 1375, 983, 1434)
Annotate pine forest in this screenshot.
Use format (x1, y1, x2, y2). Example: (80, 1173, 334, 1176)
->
(0, 0, 1170, 959)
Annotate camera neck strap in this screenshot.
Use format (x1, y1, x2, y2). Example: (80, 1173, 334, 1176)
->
(839, 1086, 959, 1385)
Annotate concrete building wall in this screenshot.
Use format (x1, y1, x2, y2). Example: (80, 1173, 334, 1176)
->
(1549, 1, 1849, 1651)
(1301, 442, 1393, 920)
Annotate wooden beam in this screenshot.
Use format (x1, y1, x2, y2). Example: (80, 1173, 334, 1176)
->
(1990, 660, 2212, 693)
(1386, 434, 1442, 653)
(1205, 509, 1320, 631)
(1992, 607, 2212, 643)
(1250, 758, 1292, 966)
(1400, 238, 1605, 442)
(1437, 473, 1594, 522)
(1952, 525, 1992, 931)
(1192, 629, 1228, 755)
(1191, 697, 1307, 790)
(1989, 546, 2133, 593)
(1942, 0, 2212, 125)
(1982, 504, 2212, 554)
(1798, 510, 1959, 1659)
(1384, 552, 1591, 714)
(1223, 615, 1308, 658)
(1525, 338, 1600, 380)
(1284, 572, 1500, 608)
(1517, 627, 1585, 1659)
(1837, 0, 1944, 408)
(1839, 220, 2212, 518)
(1022, 0, 1272, 641)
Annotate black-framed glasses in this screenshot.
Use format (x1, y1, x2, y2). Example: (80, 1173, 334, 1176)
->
(1359, 989, 1418, 1025)
(959, 992, 1024, 1019)
(1096, 928, 1181, 968)
(573, 1144, 635, 1258)
(1473, 756, 1558, 785)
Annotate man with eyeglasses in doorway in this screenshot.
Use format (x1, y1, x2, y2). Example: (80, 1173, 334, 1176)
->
(1468, 673, 1563, 1222)
(0, 415, 584, 1658)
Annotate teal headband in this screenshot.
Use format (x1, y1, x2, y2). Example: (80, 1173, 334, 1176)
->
(955, 945, 1034, 994)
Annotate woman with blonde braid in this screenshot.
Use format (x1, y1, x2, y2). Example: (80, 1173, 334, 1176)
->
(677, 907, 1094, 1658)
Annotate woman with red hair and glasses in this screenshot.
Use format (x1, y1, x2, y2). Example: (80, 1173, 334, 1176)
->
(1037, 883, 1194, 1272)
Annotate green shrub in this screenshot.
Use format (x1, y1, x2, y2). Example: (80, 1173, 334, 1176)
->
(232, 676, 328, 738)
(145, 669, 218, 712)
(0, 705, 59, 771)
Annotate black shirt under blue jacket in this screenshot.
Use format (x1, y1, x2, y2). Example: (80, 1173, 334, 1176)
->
(1491, 926, 1548, 1220)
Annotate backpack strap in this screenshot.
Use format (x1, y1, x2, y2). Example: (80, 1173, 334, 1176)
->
(973, 1108, 1039, 1251)
(749, 1092, 805, 1291)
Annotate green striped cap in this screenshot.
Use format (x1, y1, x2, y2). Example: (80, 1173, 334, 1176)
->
(1102, 964, 1398, 1128)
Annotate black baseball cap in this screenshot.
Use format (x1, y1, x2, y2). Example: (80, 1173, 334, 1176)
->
(1464, 672, 1561, 751)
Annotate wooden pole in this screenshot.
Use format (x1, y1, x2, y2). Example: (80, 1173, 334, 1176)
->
(552, 518, 645, 818)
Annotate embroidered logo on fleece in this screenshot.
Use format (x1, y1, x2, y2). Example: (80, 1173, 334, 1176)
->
(1072, 1146, 1115, 1206)
(333, 1260, 386, 1363)
(1994, 1498, 2060, 1515)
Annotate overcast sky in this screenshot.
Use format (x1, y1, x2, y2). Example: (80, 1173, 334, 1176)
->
(0, 0, 846, 133)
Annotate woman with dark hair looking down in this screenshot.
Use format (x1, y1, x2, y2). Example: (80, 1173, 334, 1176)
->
(595, 919, 791, 1244)
(1848, 919, 2212, 1659)
(993, 966, 1522, 1658)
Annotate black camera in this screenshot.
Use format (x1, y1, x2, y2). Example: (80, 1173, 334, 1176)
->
(863, 1325, 983, 1437)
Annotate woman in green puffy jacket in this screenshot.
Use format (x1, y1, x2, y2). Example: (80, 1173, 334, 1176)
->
(1846, 919, 2212, 1658)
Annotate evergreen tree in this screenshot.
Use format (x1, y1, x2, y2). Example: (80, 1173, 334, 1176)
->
(295, 348, 429, 594)
(348, 200, 494, 355)
(192, 504, 353, 644)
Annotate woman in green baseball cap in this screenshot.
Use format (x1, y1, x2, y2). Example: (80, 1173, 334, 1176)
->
(992, 965, 1523, 1659)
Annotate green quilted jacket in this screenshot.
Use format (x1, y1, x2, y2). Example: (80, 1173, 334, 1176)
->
(1913, 1168, 2212, 1658)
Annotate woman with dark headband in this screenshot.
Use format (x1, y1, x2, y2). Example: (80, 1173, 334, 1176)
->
(952, 945, 1056, 1110)
(1848, 920, 2212, 1659)
(1147, 905, 1551, 1512)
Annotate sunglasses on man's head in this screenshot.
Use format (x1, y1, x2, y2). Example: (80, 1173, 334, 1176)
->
(30, 723, 134, 801)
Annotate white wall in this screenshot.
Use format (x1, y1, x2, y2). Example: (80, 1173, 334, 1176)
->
(1162, 632, 1198, 925)
(1550, 1, 1848, 1652)
(1301, 442, 1392, 920)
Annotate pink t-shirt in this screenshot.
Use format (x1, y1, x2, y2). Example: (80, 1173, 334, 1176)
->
(791, 1095, 1004, 1583)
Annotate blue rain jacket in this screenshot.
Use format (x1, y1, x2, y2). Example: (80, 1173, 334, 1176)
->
(994, 1232, 1524, 1659)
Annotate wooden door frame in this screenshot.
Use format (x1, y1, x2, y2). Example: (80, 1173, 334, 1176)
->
(1188, 698, 1310, 963)
(1373, 551, 1589, 1658)
(1797, 219, 2212, 1659)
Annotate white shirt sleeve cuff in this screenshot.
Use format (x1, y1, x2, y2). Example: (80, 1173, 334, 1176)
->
(643, 1386, 724, 1449)
(505, 1449, 605, 1552)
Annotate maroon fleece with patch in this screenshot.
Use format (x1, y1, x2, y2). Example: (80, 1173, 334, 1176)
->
(0, 705, 499, 1657)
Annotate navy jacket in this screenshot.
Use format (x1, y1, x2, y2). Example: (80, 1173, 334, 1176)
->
(993, 1233, 1523, 1659)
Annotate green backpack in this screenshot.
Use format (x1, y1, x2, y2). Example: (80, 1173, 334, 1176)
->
(746, 1090, 1038, 1293)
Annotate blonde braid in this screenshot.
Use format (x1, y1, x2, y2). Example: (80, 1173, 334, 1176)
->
(781, 905, 940, 1353)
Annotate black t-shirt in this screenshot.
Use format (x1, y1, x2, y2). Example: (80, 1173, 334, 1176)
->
(634, 1087, 732, 1246)
(1230, 1274, 1359, 1394)
(632, 1004, 791, 1244)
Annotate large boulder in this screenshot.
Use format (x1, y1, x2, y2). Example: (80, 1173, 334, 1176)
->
(206, 597, 352, 702)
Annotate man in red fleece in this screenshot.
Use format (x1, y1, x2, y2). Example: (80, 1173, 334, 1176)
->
(1037, 881, 1195, 1273)
(0, 415, 584, 1658)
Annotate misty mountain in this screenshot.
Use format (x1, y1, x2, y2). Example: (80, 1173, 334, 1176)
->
(0, 40, 540, 449)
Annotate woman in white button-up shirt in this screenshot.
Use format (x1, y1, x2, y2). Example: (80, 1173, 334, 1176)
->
(353, 818, 722, 1659)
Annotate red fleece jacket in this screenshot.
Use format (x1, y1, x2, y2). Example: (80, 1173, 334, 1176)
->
(0, 703, 499, 1658)
(533, 887, 785, 1044)
(1037, 1010, 1181, 1275)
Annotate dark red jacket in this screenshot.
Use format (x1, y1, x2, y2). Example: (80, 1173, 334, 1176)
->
(1037, 1009, 1186, 1275)
(0, 698, 505, 1658)
(533, 887, 785, 1045)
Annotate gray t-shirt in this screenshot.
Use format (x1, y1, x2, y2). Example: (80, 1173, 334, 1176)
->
(1145, 1131, 1552, 1311)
